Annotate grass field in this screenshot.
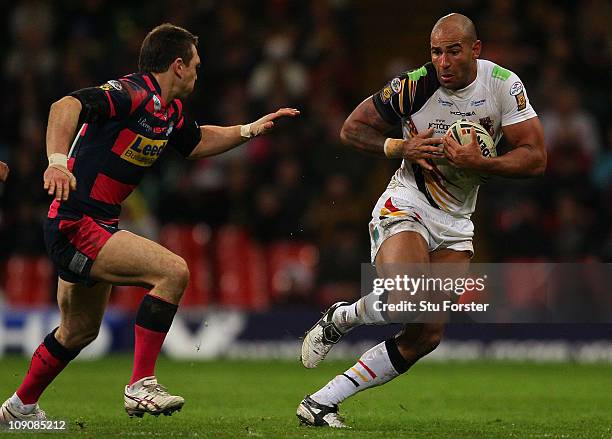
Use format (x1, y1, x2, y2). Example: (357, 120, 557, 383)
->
(0, 355, 610, 438)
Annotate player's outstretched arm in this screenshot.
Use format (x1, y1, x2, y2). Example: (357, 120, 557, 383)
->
(0, 161, 9, 182)
(44, 96, 80, 200)
(340, 98, 443, 170)
(443, 117, 546, 177)
(187, 108, 300, 159)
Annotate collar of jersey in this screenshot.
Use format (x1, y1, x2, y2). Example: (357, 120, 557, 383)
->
(444, 62, 480, 100)
(142, 73, 168, 108)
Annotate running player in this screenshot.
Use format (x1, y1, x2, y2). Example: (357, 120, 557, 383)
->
(0, 161, 8, 182)
(297, 13, 545, 427)
(0, 23, 299, 422)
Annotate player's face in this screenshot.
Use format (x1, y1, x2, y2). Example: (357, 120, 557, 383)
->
(430, 32, 480, 90)
(178, 45, 200, 97)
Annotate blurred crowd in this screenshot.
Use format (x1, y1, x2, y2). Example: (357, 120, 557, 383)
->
(0, 0, 610, 306)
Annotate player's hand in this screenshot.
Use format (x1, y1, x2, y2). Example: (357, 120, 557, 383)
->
(43, 164, 77, 201)
(241, 108, 301, 138)
(0, 161, 9, 182)
(443, 128, 484, 170)
(386, 128, 443, 171)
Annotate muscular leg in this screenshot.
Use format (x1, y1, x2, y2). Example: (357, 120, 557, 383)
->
(11, 280, 110, 411)
(88, 230, 191, 385)
(90, 230, 189, 304)
(308, 232, 433, 409)
(55, 279, 112, 349)
(393, 247, 471, 363)
(307, 234, 470, 410)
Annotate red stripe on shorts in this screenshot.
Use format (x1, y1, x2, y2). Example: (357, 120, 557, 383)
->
(48, 199, 60, 219)
(59, 216, 113, 260)
(90, 173, 135, 205)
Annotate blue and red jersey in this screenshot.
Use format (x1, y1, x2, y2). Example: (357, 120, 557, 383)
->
(48, 72, 201, 222)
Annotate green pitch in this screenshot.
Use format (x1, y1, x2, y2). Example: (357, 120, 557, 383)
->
(0, 356, 610, 438)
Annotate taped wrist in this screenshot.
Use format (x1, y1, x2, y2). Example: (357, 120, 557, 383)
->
(383, 138, 403, 158)
(48, 153, 68, 168)
(240, 123, 253, 139)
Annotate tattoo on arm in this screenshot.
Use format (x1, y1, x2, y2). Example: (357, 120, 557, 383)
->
(341, 98, 393, 156)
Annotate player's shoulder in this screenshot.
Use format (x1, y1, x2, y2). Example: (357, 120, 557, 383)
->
(119, 72, 152, 93)
(478, 59, 521, 85)
(397, 62, 438, 83)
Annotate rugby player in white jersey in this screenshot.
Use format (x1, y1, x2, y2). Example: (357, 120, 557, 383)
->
(297, 13, 546, 427)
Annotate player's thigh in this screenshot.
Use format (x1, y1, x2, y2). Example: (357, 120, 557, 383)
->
(89, 230, 187, 288)
(430, 248, 471, 283)
(56, 278, 112, 348)
(375, 231, 429, 269)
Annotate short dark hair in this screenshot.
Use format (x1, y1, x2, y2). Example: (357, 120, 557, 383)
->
(138, 23, 199, 73)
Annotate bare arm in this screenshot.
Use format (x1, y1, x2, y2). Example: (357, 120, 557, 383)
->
(492, 117, 547, 177)
(340, 97, 393, 156)
(340, 97, 443, 170)
(443, 117, 546, 177)
(187, 108, 299, 160)
(44, 96, 81, 200)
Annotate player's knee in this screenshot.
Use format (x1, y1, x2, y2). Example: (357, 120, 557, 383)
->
(168, 255, 190, 292)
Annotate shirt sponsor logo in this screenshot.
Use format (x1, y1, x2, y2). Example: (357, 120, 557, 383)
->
(429, 120, 451, 131)
(137, 117, 168, 134)
(450, 110, 476, 116)
(438, 97, 453, 107)
(470, 99, 486, 107)
(120, 135, 168, 167)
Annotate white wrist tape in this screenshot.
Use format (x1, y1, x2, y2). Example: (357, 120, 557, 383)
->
(383, 138, 403, 158)
(240, 124, 253, 139)
(48, 153, 68, 168)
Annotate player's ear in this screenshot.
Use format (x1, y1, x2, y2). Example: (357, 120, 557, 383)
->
(172, 58, 184, 79)
(472, 40, 482, 59)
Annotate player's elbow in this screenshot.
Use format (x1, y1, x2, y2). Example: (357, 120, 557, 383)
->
(339, 120, 357, 147)
(530, 149, 547, 177)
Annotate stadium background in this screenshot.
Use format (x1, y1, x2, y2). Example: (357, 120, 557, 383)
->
(0, 0, 610, 361)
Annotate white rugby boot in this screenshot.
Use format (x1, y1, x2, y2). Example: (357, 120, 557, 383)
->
(301, 301, 350, 368)
(296, 395, 347, 428)
(124, 377, 184, 418)
(0, 394, 46, 423)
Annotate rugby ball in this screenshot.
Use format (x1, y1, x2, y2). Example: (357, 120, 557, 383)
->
(446, 119, 496, 183)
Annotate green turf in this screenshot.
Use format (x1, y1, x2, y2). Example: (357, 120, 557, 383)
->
(0, 356, 610, 438)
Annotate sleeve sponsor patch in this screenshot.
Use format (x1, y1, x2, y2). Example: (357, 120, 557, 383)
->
(515, 91, 526, 111)
(390, 77, 402, 93)
(380, 84, 393, 103)
(100, 80, 123, 91)
(380, 77, 403, 104)
(509, 81, 523, 96)
(509, 81, 526, 111)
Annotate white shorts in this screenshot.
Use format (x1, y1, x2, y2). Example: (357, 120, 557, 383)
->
(369, 179, 474, 263)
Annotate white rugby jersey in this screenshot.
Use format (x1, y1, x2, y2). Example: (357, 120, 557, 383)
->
(373, 59, 537, 217)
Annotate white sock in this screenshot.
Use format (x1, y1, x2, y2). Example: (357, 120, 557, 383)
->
(311, 340, 408, 406)
(331, 302, 360, 332)
(332, 295, 389, 332)
(9, 393, 36, 414)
